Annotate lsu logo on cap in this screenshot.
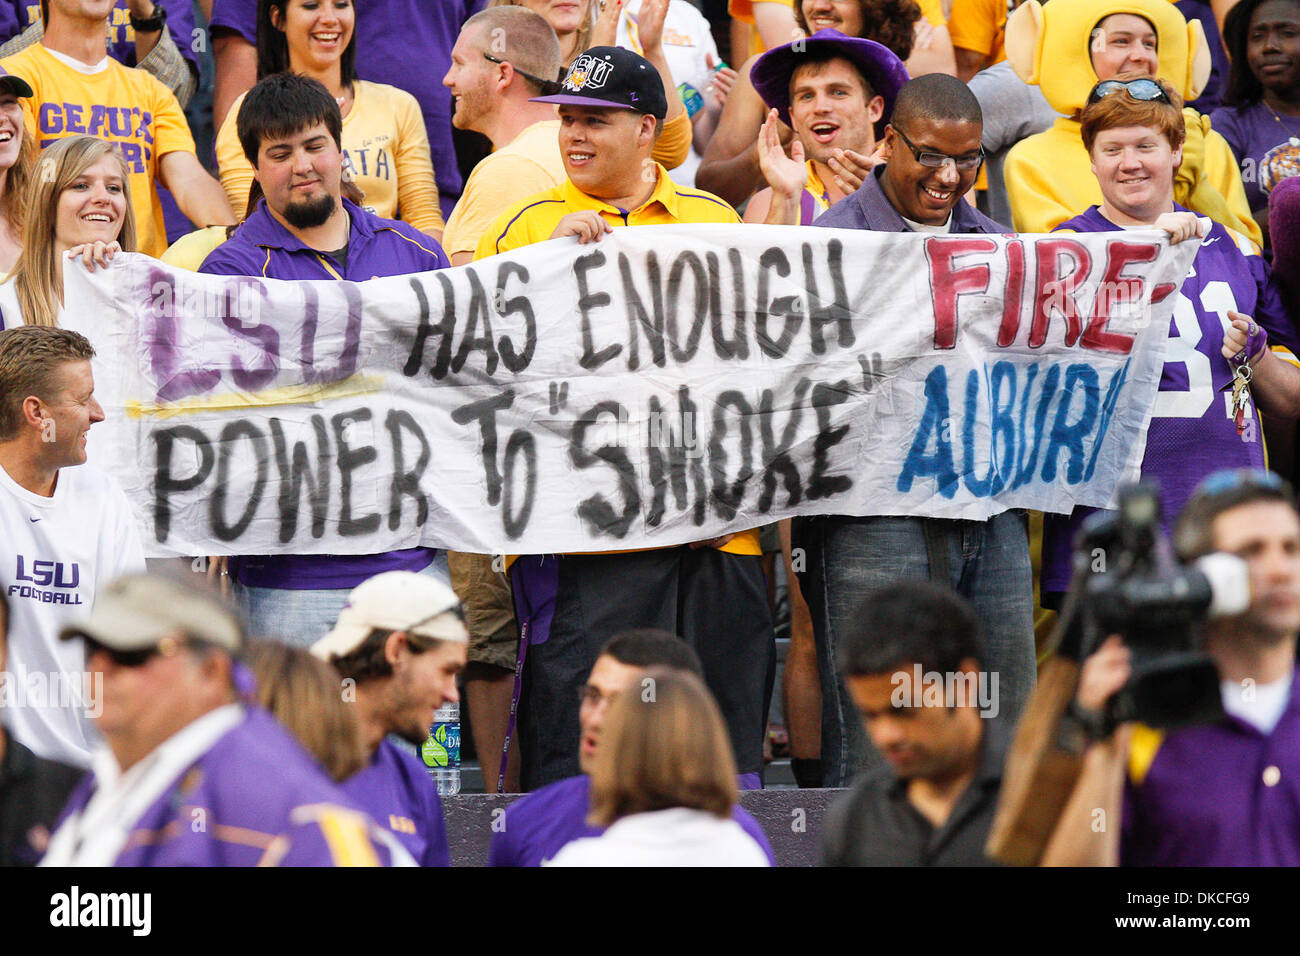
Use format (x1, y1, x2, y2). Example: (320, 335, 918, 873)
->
(563, 53, 613, 92)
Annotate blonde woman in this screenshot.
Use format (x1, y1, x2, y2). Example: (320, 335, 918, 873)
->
(216, 0, 443, 241)
(548, 668, 770, 867)
(244, 639, 367, 783)
(0, 136, 137, 330)
(488, 0, 596, 66)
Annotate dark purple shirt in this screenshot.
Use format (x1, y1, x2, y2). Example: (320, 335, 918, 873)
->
(487, 774, 777, 867)
(209, 0, 484, 215)
(810, 165, 1008, 234)
(1041, 204, 1300, 594)
(199, 197, 448, 590)
(1121, 669, 1300, 866)
(0, 3, 20, 42)
(1177, 1, 1228, 114)
(54, 708, 406, 866)
(1211, 100, 1300, 216)
(342, 740, 449, 867)
(1271, 176, 1300, 320)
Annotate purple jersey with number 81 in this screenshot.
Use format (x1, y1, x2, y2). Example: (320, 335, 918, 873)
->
(1041, 204, 1300, 594)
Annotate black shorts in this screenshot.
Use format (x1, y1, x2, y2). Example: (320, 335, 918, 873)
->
(512, 547, 776, 790)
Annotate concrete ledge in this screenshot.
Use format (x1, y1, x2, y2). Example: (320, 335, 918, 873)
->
(443, 788, 844, 866)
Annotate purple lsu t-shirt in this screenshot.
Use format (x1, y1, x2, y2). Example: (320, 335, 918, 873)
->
(1211, 101, 1300, 216)
(1041, 205, 1300, 594)
(487, 774, 777, 867)
(209, 0, 484, 214)
(1121, 670, 1300, 865)
(342, 740, 450, 867)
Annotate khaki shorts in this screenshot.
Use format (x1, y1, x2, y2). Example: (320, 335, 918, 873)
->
(447, 552, 519, 671)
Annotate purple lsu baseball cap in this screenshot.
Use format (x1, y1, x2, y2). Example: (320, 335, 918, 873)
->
(751, 29, 909, 138)
(0, 64, 33, 98)
(531, 46, 667, 120)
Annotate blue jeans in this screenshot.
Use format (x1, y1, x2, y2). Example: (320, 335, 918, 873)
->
(793, 513, 1035, 787)
(235, 552, 451, 648)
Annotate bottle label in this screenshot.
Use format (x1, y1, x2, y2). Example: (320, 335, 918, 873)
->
(678, 82, 704, 118)
(422, 721, 461, 768)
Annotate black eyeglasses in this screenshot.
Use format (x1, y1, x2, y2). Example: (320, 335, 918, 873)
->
(892, 126, 984, 170)
(482, 52, 562, 96)
(1087, 78, 1172, 105)
(578, 685, 621, 709)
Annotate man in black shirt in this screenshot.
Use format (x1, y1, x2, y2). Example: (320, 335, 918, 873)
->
(821, 581, 1005, 866)
(0, 589, 82, 866)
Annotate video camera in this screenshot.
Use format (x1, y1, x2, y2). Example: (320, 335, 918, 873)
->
(987, 481, 1253, 865)
(1069, 482, 1250, 732)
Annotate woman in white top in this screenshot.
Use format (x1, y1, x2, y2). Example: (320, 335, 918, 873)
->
(0, 135, 136, 329)
(548, 668, 770, 867)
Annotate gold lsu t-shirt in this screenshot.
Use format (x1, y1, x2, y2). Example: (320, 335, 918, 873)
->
(3, 43, 196, 257)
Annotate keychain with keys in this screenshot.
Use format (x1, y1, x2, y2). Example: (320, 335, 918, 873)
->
(1230, 362, 1252, 436)
(1227, 316, 1267, 439)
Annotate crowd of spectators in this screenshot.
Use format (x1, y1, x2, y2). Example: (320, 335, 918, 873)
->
(1, 0, 1299, 868)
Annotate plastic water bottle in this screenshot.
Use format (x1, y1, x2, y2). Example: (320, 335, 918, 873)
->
(677, 81, 705, 118)
(422, 702, 461, 796)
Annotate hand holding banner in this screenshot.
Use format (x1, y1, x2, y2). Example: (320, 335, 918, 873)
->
(62, 224, 1198, 558)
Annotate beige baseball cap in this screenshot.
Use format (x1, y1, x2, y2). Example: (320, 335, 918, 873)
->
(312, 571, 468, 660)
(59, 573, 243, 653)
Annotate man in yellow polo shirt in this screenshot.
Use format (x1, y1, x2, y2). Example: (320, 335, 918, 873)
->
(476, 46, 773, 792)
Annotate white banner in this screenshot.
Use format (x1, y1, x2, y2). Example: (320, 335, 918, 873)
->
(62, 225, 1198, 558)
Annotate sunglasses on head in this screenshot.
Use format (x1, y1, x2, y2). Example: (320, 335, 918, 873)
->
(1196, 468, 1286, 499)
(395, 604, 465, 652)
(1087, 78, 1172, 105)
(482, 52, 562, 97)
